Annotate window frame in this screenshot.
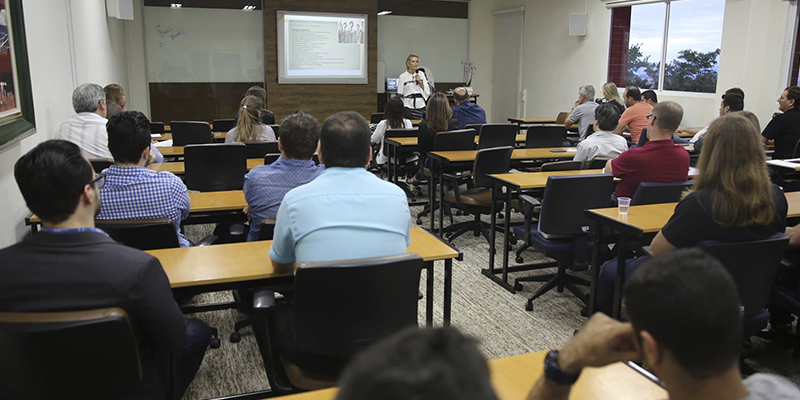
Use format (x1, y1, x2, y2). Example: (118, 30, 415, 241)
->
(606, 0, 723, 96)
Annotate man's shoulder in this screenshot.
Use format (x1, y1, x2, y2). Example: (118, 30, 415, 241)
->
(744, 373, 800, 399)
(3, 233, 158, 266)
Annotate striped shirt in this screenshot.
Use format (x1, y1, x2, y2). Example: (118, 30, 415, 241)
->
(97, 165, 191, 247)
(56, 112, 164, 163)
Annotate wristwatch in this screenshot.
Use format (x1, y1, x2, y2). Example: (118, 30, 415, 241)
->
(543, 350, 582, 385)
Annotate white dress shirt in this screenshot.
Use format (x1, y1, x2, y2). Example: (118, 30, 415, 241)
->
(398, 70, 431, 110)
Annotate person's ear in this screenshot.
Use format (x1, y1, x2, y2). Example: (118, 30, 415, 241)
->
(316, 143, 323, 164)
(639, 330, 663, 368)
(277, 137, 284, 152)
(141, 145, 150, 162)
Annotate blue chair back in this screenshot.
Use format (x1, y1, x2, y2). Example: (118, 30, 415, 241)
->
(539, 174, 614, 236)
(631, 181, 694, 206)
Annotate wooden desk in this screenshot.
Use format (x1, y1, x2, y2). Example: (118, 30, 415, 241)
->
(278, 351, 665, 400)
(385, 135, 527, 148)
(484, 170, 608, 292)
(152, 132, 227, 142)
(157, 146, 184, 156)
(767, 159, 800, 171)
(508, 117, 559, 124)
(148, 227, 461, 327)
(584, 191, 800, 318)
(676, 131, 695, 138)
(148, 158, 264, 175)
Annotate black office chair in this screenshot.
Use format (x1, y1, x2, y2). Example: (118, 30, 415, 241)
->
(88, 158, 113, 172)
(95, 218, 217, 250)
(631, 181, 694, 206)
(525, 125, 567, 148)
(701, 234, 789, 339)
(264, 153, 281, 165)
(170, 121, 213, 146)
(540, 160, 582, 171)
(443, 146, 513, 245)
(229, 219, 277, 344)
(477, 123, 517, 150)
(262, 111, 276, 125)
(212, 119, 236, 133)
(150, 122, 166, 134)
(0, 307, 179, 400)
(269, 124, 280, 138)
(370, 113, 384, 123)
(465, 123, 485, 133)
(513, 174, 614, 311)
(245, 141, 279, 159)
(184, 143, 247, 191)
(585, 157, 611, 170)
(253, 254, 424, 394)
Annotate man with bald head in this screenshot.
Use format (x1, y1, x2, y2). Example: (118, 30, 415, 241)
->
(450, 87, 486, 129)
(606, 101, 689, 199)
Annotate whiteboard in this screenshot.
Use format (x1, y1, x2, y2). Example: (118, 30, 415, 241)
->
(378, 15, 468, 84)
(143, 7, 264, 83)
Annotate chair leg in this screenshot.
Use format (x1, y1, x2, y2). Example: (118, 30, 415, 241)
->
(524, 275, 560, 311)
(515, 243, 531, 263)
(230, 316, 254, 343)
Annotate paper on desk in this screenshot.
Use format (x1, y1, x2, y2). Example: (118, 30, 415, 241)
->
(688, 166, 699, 176)
(767, 159, 800, 170)
(153, 139, 173, 147)
(151, 133, 162, 139)
(567, 148, 577, 153)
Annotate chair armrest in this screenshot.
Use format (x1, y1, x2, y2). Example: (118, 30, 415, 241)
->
(442, 172, 463, 204)
(196, 235, 219, 247)
(519, 194, 541, 208)
(639, 246, 652, 257)
(253, 289, 276, 309)
(519, 194, 541, 244)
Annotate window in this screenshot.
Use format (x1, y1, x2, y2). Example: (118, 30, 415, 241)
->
(607, 0, 725, 94)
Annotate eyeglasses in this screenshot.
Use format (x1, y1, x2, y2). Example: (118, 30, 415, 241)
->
(88, 172, 106, 189)
(646, 113, 655, 121)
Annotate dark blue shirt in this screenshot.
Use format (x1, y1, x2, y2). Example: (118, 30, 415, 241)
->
(451, 101, 487, 129)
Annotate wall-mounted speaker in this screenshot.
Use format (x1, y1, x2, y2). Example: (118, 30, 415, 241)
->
(107, 0, 134, 20)
(569, 13, 586, 36)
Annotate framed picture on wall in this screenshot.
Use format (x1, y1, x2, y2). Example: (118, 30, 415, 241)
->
(0, 0, 34, 152)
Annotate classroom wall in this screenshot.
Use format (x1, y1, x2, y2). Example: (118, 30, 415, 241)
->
(0, 0, 131, 247)
(469, 0, 796, 129)
(467, 0, 496, 122)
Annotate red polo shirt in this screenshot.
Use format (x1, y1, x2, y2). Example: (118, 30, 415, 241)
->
(610, 139, 689, 198)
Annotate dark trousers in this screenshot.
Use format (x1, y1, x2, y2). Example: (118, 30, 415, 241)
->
(596, 256, 651, 316)
(179, 318, 212, 396)
(404, 107, 424, 120)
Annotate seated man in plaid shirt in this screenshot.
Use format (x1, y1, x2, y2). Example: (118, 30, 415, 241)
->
(450, 87, 486, 129)
(97, 111, 192, 246)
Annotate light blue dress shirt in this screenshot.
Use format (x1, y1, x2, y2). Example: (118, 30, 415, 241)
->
(269, 167, 411, 265)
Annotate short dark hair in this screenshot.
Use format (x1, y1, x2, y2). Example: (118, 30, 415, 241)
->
(107, 111, 152, 164)
(14, 140, 94, 224)
(624, 249, 742, 379)
(721, 93, 744, 112)
(320, 112, 371, 168)
(642, 90, 657, 103)
(784, 86, 800, 108)
(625, 86, 642, 101)
(335, 328, 498, 400)
(279, 110, 320, 159)
(594, 103, 620, 131)
(725, 87, 744, 100)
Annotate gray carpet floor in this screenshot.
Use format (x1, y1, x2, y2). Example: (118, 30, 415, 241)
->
(181, 196, 800, 399)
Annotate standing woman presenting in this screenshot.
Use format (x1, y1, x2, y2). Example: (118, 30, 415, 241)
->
(398, 53, 431, 120)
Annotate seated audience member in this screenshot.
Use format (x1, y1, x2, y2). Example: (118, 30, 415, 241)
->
(450, 86, 486, 129)
(601, 82, 626, 116)
(270, 112, 412, 272)
(613, 86, 652, 143)
(565, 85, 599, 140)
(416, 92, 459, 180)
(225, 95, 276, 143)
(573, 103, 628, 168)
(244, 110, 324, 241)
(2, 140, 210, 398)
(241, 85, 275, 125)
(692, 95, 747, 153)
(762, 86, 800, 159)
(605, 101, 689, 199)
(371, 95, 416, 165)
(336, 328, 498, 400)
(97, 111, 193, 247)
(57, 83, 163, 163)
(641, 89, 657, 106)
(104, 83, 126, 119)
(596, 114, 787, 315)
(678, 87, 745, 140)
(527, 249, 800, 400)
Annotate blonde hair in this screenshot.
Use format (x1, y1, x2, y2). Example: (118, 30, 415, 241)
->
(406, 53, 419, 70)
(734, 110, 761, 132)
(426, 92, 452, 133)
(104, 84, 124, 104)
(232, 96, 264, 142)
(602, 82, 625, 106)
(692, 114, 776, 227)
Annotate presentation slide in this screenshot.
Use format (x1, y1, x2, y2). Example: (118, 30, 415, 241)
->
(277, 11, 368, 84)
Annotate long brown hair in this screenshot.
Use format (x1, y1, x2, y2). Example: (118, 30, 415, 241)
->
(233, 96, 263, 142)
(692, 114, 776, 227)
(384, 95, 405, 129)
(426, 92, 452, 133)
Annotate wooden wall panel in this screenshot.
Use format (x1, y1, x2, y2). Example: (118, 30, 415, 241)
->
(264, 0, 378, 122)
(148, 82, 261, 123)
(377, 0, 468, 19)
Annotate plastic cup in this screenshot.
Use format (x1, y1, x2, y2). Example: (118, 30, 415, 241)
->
(618, 197, 631, 215)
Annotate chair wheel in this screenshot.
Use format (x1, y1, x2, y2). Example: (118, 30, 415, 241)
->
(210, 337, 221, 349)
(516, 256, 524, 263)
(230, 332, 241, 343)
(498, 214, 504, 219)
(510, 239, 517, 245)
(525, 302, 533, 311)
(416, 219, 422, 225)
(514, 283, 523, 291)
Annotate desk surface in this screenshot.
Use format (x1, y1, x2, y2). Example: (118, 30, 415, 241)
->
(767, 159, 800, 171)
(153, 132, 227, 142)
(278, 350, 665, 400)
(148, 158, 264, 175)
(508, 117, 559, 124)
(490, 170, 606, 189)
(148, 227, 459, 288)
(431, 148, 575, 163)
(386, 135, 527, 147)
